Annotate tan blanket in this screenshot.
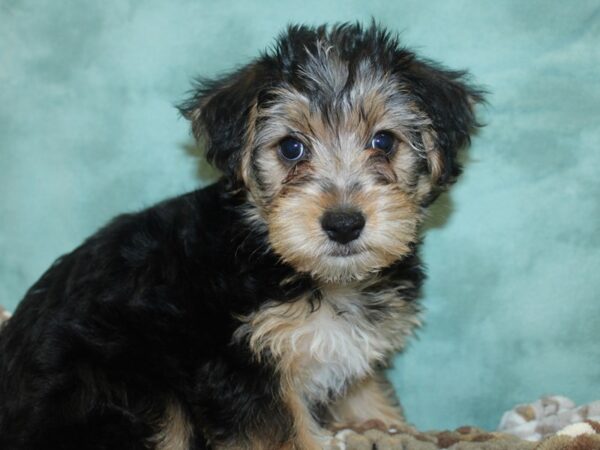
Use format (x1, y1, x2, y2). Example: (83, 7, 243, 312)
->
(332, 420, 600, 449)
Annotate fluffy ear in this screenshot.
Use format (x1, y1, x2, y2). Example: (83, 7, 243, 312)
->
(178, 62, 273, 183)
(402, 59, 485, 188)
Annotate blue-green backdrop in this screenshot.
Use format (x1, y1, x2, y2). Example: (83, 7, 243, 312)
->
(1, 0, 599, 431)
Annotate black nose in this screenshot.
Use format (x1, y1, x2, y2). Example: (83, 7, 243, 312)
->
(321, 210, 366, 244)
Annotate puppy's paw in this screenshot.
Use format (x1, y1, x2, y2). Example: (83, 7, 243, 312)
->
(331, 427, 401, 450)
(320, 432, 348, 450)
(330, 418, 416, 435)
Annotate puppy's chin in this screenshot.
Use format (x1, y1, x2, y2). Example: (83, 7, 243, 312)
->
(278, 245, 406, 284)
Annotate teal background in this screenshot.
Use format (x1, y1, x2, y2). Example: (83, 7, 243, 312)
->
(1, 0, 599, 431)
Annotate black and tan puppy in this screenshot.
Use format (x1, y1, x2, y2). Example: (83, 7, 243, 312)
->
(0, 23, 482, 449)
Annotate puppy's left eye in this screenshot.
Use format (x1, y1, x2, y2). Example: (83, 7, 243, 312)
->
(279, 137, 306, 162)
(370, 131, 395, 154)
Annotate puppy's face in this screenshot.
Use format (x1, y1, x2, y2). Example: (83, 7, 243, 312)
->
(181, 24, 482, 282)
(248, 67, 428, 282)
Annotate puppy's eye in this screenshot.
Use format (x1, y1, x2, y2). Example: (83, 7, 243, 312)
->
(370, 131, 395, 154)
(279, 138, 306, 162)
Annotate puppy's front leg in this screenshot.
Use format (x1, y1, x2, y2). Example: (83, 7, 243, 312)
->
(212, 397, 333, 450)
(280, 383, 337, 450)
(207, 379, 334, 450)
(327, 373, 407, 431)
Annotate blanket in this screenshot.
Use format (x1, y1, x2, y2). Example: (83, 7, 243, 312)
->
(331, 396, 600, 449)
(330, 420, 600, 449)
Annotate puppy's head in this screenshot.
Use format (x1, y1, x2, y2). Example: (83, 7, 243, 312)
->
(180, 23, 483, 283)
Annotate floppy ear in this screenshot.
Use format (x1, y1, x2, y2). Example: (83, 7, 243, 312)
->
(178, 62, 272, 183)
(402, 59, 485, 188)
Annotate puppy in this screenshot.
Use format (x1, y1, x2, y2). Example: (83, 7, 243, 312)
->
(0, 23, 482, 449)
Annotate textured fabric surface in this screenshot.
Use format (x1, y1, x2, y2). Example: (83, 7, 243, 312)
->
(498, 396, 600, 441)
(331, 421, 600, 449)
(1, 0, 599, 431)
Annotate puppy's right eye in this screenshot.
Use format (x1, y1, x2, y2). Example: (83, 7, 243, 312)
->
(279, 138, 305, 162)
(370, 131, 396, 154)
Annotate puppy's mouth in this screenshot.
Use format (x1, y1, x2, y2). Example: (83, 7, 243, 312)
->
(328, 244, 364, 257)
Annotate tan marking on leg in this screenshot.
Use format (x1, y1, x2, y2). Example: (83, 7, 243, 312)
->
(327, 374, 404, 427)
(153, 400, 193, 450)
(281, 380, 332, 450)
(211, 387, 324, 450)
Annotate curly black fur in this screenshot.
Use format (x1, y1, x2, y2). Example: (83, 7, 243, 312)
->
(0, 184, 310, 449)
(0, 22, 482, 449)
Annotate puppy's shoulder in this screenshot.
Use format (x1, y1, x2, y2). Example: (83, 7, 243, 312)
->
(10, 181, 231, 320)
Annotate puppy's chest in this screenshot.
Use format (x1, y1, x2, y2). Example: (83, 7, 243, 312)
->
(289, 293, 391, 403)
(238, 285, 417, 403)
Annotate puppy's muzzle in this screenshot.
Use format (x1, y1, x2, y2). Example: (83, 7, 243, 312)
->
(321, 209, 365, 244)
